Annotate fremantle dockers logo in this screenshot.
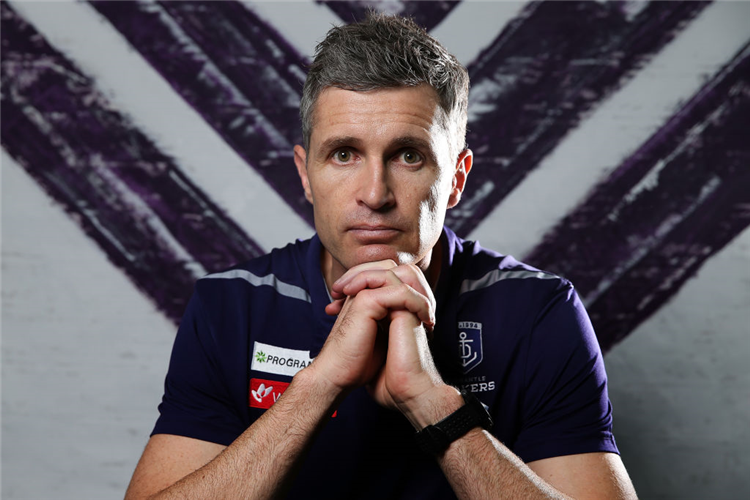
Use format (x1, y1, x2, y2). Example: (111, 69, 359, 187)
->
(458, 321, 483, 373)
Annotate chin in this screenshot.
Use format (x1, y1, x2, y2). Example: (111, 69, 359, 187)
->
(351, 245, 416, 267)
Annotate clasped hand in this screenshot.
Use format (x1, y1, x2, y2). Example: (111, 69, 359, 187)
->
(310, 260, 444, 416)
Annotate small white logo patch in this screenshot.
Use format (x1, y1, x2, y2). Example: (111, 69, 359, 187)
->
(251, 383, 273, 403)
(458, 321, 483, 373)
(251, 341, 313, 377)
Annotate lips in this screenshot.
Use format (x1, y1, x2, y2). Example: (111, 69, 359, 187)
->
(348, 225, 401, 242)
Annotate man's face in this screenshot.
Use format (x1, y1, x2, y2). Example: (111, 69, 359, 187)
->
(294, 85, 471, 282)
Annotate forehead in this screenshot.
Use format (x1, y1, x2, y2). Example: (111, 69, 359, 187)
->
(309, 85, 444, 149)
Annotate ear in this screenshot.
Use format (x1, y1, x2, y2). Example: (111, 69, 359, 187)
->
(447, 149, 473, 208)
(294, 144, 314, 204)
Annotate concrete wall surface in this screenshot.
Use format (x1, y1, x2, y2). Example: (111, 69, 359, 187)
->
(2, 1, 749, 499)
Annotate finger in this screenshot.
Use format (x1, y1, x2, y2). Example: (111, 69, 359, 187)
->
(339, 268, 404, 297)
(343, 264, 437, 312)
(334, 263, 436, 312)
(332, 259, 398, 296)
(387, 264, 436, 310)
(338, 270, 435, 329)
(355, 284, 435, 328)
(325, 298, 346, 316)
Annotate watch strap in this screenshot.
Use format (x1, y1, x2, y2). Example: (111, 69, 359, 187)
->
(414, 390, 493, 454)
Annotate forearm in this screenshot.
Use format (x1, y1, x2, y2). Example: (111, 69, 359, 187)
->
(438, 428, 570, 500)
(143, 368, 342, 500)
(403, 385, 568, 500)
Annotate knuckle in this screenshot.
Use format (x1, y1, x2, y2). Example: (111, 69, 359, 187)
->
(355, 289, 377, 307)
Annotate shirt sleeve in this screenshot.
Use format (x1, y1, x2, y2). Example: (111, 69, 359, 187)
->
(151, 291, 246, 446)
(512, 283, 619, 463)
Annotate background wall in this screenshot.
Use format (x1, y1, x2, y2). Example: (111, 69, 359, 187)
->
(2, 1, 748, 498)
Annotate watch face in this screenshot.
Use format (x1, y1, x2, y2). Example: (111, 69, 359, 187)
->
(464, 391, 493, 429)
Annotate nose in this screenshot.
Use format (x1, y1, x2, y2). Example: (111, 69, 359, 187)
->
(356, 159, 395, 211)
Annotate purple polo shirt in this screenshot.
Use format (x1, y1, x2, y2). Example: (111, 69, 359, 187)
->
(153, 227, 618, 498)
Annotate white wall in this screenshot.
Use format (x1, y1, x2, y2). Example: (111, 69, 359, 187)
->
(2, 1, 749, 499)
(606, 227, 750, 498)
(2, 153, 175, 499)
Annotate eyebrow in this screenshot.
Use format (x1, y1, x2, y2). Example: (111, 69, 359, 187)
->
(389, 136, 431, 151)
(316, 136, 364, 159)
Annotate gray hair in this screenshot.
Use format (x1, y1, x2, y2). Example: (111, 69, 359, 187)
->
(300, 12, 469, 159)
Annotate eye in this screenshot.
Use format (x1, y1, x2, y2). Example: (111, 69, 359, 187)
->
(333, 149, 352, 163)
(400, 150, 422, 164)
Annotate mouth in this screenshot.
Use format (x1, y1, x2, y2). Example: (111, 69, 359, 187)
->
(348, 225, 401, 243)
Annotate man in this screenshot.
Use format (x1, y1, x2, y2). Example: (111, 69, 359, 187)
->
(126, 13, 637, 500)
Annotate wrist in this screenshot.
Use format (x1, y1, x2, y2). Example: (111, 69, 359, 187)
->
(295, 363, 350, 408)
(414, 390, 494, 455)
(399, 384, 465, 431)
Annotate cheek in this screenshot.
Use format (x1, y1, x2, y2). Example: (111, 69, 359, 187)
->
(422, 184, 442, 216)
(417, 182, 449, 239)
(308, 176, 334, 211)
(425, 172, 454, 211)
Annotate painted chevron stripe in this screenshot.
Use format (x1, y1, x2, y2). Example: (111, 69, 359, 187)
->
(430, 1, 530, 65)
(526, 44, 750, 352)
(244, 1, 342, 60)
(319, 0, 461, 32)
(447, 0, 711, 235)
(470, 0, 750, 258)
(2, 0, 749, 354)
(90, 0, 314, 224)
(89, 0, 711, 239)
(1, 1, 263, 321)
(8, 0, 311, 253)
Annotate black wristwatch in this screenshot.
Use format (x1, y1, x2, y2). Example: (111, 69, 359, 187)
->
(414, 390, 493, 454)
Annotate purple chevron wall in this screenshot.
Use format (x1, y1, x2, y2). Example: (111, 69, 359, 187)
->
(2, 1, 749, 498)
